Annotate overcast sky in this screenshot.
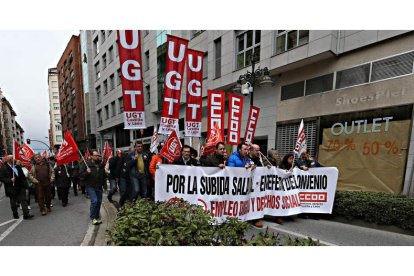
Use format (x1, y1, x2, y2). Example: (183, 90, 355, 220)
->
(0, 30, 78, 151)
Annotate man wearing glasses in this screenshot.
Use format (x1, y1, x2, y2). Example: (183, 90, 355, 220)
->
(80, 151, 105, 225)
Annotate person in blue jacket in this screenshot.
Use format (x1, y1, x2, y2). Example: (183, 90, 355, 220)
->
(227, 142, 253, 168)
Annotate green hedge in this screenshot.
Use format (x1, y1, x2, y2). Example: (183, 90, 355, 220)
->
(108, 199, 320, 246)
(333, 191, 414, 231)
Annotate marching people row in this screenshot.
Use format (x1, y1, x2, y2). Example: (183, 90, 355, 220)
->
(0, 140, 321, 226)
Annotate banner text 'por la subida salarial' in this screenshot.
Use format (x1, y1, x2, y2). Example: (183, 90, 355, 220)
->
(155, 165, 339, 223)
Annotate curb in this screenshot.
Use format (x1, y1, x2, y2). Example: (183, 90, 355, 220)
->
(262, 221, 337, 246)
(80, 200, 118, 246)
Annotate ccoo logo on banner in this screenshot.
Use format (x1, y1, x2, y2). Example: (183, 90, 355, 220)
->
(155, 166, 339, 223)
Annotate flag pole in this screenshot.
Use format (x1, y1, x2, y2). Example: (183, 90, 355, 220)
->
(64, 164, 70, 178)
(78, 150, 90, 170)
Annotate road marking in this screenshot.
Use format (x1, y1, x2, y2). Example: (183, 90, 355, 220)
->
(263, 221, 338, 246)
(0, 217, 23, 243)
(0, 219, 16, 227)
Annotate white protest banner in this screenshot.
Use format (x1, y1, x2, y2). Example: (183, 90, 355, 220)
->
(155, 166, 339, 223)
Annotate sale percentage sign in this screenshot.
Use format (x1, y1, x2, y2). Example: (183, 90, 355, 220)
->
(384, 140, 399, 154)
(344, 138, 356, 150)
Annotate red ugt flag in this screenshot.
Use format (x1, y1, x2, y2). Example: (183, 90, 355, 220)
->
(159, 130, 182, 163)
(202, 123, 224, 157)
(102, 141, 113, 163)
(56, 130, 80, 166)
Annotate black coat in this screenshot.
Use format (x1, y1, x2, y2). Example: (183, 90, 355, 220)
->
(0, 163, 27, 197)
(108, 156, 122, 180)
(79, 160, 105, 190)
(201, 154, 225, 167)
(54, 165, 71, 188)
(173, 157, 199, 166)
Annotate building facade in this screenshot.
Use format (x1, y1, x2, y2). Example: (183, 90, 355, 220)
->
(0, 88, 23, 154)
(57, 35, 87, 150)
(84, 30, 414, 196)
(47, 68, 63, 149)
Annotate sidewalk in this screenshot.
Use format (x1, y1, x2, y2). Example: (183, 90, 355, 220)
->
(81, 189, 414, 246)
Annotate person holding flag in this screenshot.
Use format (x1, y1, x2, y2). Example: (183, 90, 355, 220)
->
(127, 141, 151, 201)
(79, 150, 106, 225)
(0, 155, 34, 220)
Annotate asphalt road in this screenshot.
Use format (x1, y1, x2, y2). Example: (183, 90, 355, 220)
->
(0, 186, 91, 246)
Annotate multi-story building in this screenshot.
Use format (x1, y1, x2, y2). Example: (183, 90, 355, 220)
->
(57, 35, 87, 150)
(47, 68, 63, 149)
(0, 87, 23, 154)
(85, 30, 414, 196)
(15, 122, 24, 145)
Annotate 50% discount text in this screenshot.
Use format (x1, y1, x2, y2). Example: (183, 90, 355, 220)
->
(326, 138, 400, 156)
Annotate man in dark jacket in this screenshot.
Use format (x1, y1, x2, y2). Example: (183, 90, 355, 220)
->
(127, 141, 151, 201)
(79, 150, 105, 225)
(68, 161, 81, 196)
(173, 145, 199, 166)
(0, 155, 34, 220)
(201, 142, 226, 168)
(107, 149, 122, 202)
(54, 164, 71, 207)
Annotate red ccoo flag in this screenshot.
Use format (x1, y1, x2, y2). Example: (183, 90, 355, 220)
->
(56, 130, 80, 166)
(159, 130, 182, 163)
(13, 141, 32, 171)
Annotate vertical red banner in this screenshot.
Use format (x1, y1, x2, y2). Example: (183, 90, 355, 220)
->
(185, 49, 204, 137)
(244, 106, 260, 144)
(227, 94, 244, 145)
(207, 90, 225, 139)
(117, 30, 146, 129)
(159, 35, 189, 135)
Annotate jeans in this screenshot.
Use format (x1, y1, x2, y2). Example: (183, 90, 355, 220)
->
(86, 187, 102, 220)
(118, 178, 128, 207)
(107, 178, 118, 200)
(129, 172, 149, 201)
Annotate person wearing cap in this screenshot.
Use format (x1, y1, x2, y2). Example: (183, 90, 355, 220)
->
(107, 149, 123, 203)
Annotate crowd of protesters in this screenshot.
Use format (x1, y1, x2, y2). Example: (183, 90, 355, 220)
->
(0, 139, 322, 227)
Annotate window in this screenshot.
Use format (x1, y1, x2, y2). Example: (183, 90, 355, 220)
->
(97, 110, 102, 126)
(53, 96, 59, 99)
(102, 53, 107, 69)
(336, 64, 370, 89)
(68, 51, 73, 64)
(101, 30, 106, 43)
(111, 101, 116, 117)
(53, 103, 60, 110)
(276, 121, 317, 158)
(119, 97, 124, 113)
(52, 81, 58, 88)
(144, 50, 150, 71)
(105, 105, 109, 119)
(95, 61, 100, 79)
(70, 70, 75, 80)
(156, 30, 172, 47)
(236, 30, 261, 70)
(146, 84, 151, 104)
(117, 69, 122, 86)
(71, 89, 75, 95)
(281, 81, 305, 101)
(371, 51, 414, 82)
(96, 86, 101, 104)
(203, 52, 208, 79)
(109, 74, 115, 90)
(56, 135, 63, 142)
(214, 38, 222, 78)
(93, 36, 99, 56)
(103, 79, 108, 94)
(192, 30, 205, 38)
(108, 46, 114, 63)
(305, 73, 334, 96)
(275, 30, 309, 55)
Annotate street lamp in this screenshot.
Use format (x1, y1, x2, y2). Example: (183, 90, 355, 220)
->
(234, 58, 275, 105)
